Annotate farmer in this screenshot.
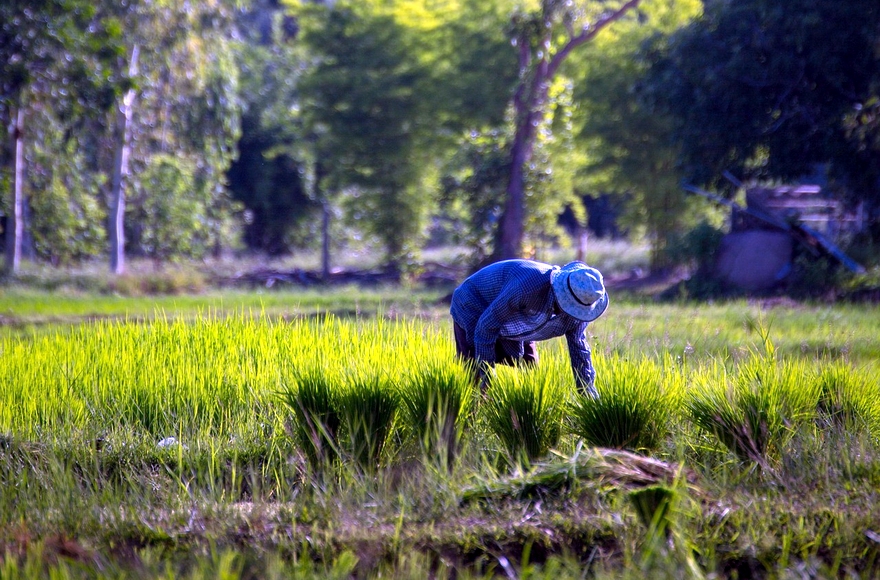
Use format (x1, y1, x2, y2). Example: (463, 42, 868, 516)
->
(450, 259, 608, 397)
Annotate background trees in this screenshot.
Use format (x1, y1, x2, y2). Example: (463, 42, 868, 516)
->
(495, 0, 644, 260)
(570, 0, 703, 270)
(105, 0, 242, 271)
(297, 2, 431, 276)
(0, 0, 122, 273)
(2, 0, 878, 276)
(228, 0, 316, 257)
(641, 0, 880, 205)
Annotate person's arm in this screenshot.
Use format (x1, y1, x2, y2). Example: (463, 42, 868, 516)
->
(566, 322, 597, 397)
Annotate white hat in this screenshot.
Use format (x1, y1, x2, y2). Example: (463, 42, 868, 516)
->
(550, 262, 609, 322)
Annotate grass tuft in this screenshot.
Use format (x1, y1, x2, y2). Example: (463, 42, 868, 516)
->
(483, 366, 567, 467)
(686, 351, 820, 464)
(815, 361, 880, 436)
(339, 372, 399, 472)
(398, 360, 473, 469)
(567, 355, 680, 452)
(281, 366, 342, 468)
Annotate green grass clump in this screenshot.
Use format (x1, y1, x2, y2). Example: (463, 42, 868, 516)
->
(815, 361, 880, 436)
(686, 351, 820, 464)
(338, 372, 399, 472)
(567, 355, 682, 452)
(281, 366, 342, 468)
(483, 366, 568, 466)
(398, 359, 473, 468)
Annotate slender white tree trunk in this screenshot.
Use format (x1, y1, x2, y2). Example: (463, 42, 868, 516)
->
(313, 160, 331, 281)
(109, 45, 140, 274)
(321, 201, 331, 281)
(4, 105, 25, 274)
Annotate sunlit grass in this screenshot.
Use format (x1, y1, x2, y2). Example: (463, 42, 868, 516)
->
(398, 355, 474, 469)
(281, 365, 342, 468)
(685, 343, 822, 464)
(2, 298, 880, 577)
(815, 360, 880, 437)
(482, 364, 569, 466)
(567, 354, 684, 452)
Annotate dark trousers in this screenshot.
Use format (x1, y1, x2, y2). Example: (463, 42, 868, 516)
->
(453, 322, 539, 367)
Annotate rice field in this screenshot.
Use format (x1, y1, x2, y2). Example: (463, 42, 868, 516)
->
(2, 291, 880, 578)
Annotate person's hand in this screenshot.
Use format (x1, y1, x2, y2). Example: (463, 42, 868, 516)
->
(476, 362, 494, 395)
(579, 378, 599, 399)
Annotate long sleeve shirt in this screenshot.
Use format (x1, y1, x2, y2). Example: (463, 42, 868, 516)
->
(450, 259, 596, 392)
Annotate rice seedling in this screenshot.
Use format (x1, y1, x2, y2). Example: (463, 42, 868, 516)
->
(814, 361, 880, 436)
(482, 365, 568, 467)
(338, 371, 400, 472)
(3, 293, 880, 578)
(686, 349, 820, 464)
(398, 358, 474, 469)
(567, 355, 682, 452)
(280, 365, 342, 468)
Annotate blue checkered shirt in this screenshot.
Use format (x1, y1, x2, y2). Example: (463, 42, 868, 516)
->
(450, 259, 596, 391)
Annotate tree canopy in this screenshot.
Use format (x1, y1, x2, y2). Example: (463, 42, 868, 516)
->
(2, 0, 879, 275)
(642, 0, 880, 205)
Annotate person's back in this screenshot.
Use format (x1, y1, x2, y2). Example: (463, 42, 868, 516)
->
(450, 259, 555, 338)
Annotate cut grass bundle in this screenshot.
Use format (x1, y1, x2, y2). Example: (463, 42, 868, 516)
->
(339, 372, 400, 472)
(281, 366, 341, 468)
(567, 356, 681, 452)
(815, 361, 880, 436)
(461, 445, 690, 503)
(483, 366, 567, 467)
(686, 354, 820, 464)
(398, 361, 473, 468)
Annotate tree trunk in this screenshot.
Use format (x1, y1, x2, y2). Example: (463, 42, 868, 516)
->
(495, 0, 642, 262)
(4, 105, 25, 274)
(498, 110, 539, 260)
(321, 201, 331, 281)
(109, 45, 139, 274)
(497, 56, 546, 261)
(313, 160, 331, 281)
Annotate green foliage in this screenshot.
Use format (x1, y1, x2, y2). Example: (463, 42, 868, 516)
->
(483, 366, 568, 466)
(282, 366, 342, 468)
(641, 0, 880, 205)
(298, 2, 433, 273)
(686, 343, 821, 464)
(398, 359, 474, 468)
(94, 0, 244, 266)
(787, 253, 847, 299)
(27, 117, 106, 265)
(523, 77, 590, 258)
(134, 154, 206, 261)
(572, 0, 703, 270)
(228, 5, 319, 255)
(293, 0, 520, 272)
(227, 112, 316, 255)
(568, 355, 682, 452)
(0, 0, 123, 109)
(663, 220, 727, 299)
(663, 220, 724, 272)
(439, 129, 511, 267)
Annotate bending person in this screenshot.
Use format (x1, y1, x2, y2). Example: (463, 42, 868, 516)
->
(450, 259, 608, 397)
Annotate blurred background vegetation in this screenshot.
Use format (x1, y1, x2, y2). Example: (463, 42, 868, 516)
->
(1, 0, 879, 293)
